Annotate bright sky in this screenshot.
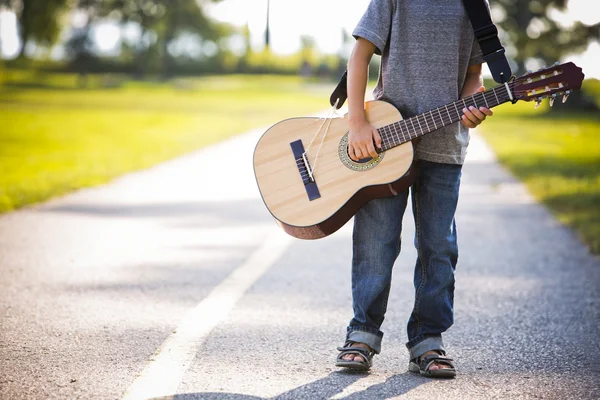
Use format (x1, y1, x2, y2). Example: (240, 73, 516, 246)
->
(1, 0, 599, 78)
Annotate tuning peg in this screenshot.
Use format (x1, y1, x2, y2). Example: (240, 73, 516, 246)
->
(534, 97, 543, 109)
(562, 90, 571, 103)
(550, 94, 556, 107)
(554, 61, 560, 66)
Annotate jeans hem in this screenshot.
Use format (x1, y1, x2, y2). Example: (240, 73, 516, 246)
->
(346, 327, 383, 354)
(406, 335, 445, 360)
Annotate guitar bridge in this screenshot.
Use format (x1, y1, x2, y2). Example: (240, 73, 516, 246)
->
(290, 140, 321, 201)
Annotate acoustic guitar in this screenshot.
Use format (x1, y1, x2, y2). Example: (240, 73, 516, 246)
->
(253, 62, 584, 239)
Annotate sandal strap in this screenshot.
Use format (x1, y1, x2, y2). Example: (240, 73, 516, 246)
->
(336, 351, 372, 368)
(336, 343, 374, 365)
(336, 347, 373, 357)
(419, 354, 455, 371)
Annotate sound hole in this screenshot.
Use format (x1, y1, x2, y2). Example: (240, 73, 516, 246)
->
(338, 132, 384, 171)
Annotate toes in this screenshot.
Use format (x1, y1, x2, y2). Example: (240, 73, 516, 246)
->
(428, 362, 448, 370)
(342, 354, 365, 362)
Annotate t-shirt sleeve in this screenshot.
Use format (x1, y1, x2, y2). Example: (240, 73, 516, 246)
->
(352, 0, 394, 55)
(469, 38, 484, 65)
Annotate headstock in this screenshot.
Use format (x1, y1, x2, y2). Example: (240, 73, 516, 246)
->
(512, 62, 585, 108)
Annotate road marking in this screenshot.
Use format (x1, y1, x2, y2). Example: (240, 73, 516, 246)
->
(122, 230, 293, 400)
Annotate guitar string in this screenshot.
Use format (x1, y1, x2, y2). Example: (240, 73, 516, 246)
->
(302, 99, 343, 180)
(298, 90, 510, 178)
(304, 77, 566, 177)
(300, 84, 515, 178)
(376, 85, 514, 148)
(380, 86, 511, 145)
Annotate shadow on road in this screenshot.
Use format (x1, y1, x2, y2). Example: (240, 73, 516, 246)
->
(43, 199, 270, 227)
(148, 370, 427, 400)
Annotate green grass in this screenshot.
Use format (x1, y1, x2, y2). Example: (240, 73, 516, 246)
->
(479, 97, 600, 254)
(0, 72, 332, 212)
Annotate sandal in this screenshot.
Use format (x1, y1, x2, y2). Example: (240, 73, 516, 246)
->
(408, 350, 456, 378)
(335, 341, 374, 371)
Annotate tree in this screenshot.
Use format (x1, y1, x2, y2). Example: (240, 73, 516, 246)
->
(77, 0, 230, 76)
(158, 0, 230, 77)
(492, 0, 600, 74)
(7, 0, 70, 58)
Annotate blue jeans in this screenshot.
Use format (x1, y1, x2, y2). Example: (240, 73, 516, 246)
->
(346, 160, 462, 361)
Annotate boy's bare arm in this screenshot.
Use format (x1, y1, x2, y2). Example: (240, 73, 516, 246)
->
(347, 38, 381, 161)
(460, 63, 493, 128)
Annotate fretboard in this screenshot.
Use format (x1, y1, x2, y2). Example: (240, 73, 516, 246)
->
(378, 82, 515, 151)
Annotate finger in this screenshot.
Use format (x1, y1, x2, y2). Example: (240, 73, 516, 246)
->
(373, 128, 382, 149)
(366, 141, 378, 158)
(479, 107, 493, 117)
(354, 146, 365, 160)
(468, 106, 486, 121)
(462, 108, 479, 124)
(349, 145, 358, 161)
(461, 115, 476, 128)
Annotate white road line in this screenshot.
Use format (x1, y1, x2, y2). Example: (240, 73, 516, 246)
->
(122, 230, 293, 400)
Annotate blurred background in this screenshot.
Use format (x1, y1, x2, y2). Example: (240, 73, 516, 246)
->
(0, 0, 598, 252)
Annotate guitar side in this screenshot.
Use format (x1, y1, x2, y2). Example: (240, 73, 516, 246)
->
(253, 100, 417, 239)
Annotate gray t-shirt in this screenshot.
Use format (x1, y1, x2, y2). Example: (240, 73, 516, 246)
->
(353, 0, 484, 164)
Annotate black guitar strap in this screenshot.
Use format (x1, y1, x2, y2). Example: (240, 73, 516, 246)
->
(329, 0, 512, 109)
(461, 0, 512, 84)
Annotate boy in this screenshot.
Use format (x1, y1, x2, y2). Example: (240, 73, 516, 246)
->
(335, 0, 493, 378)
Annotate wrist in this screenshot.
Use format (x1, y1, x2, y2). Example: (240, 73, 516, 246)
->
(348, 112, 368, 129)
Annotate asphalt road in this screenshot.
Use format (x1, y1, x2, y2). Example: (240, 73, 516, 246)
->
(1, 125, 599, 400)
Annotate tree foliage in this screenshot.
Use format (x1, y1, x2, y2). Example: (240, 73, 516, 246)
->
(492, 0, 600, 73)
(2, 0, 70, 57)
(71, 0, 231, 76)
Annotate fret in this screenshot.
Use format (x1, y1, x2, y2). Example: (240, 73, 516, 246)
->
(462, 99, 467, 110)
(384, 125, 391, 142)
(445, 105, 452, 123)
(402, 120, 411, 141)
(467, 96, 476, 109)
(453, 102, 460, 120)
(399, 122, 407, 142)
(391, 124, 400, 143)
(430, 111, 437, 130)
(391, 125, 399, 145)
(416, 116, 424, 135)
(409, 118, 416, 137)
(438, 108, 444, 127)
(482, 92, 489, 108)
(492, 87, 500, 104)
(424, 113, 431, 132)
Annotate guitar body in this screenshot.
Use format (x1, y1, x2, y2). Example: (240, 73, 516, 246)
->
(253, 100, 418, 240)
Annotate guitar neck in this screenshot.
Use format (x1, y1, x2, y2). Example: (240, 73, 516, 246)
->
(378, 82, 515, 151)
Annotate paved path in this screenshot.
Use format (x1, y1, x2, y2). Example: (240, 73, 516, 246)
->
(1, 124, 599, 400)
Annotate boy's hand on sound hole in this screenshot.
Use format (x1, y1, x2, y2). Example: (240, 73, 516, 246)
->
(348, 120, 382, 161)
